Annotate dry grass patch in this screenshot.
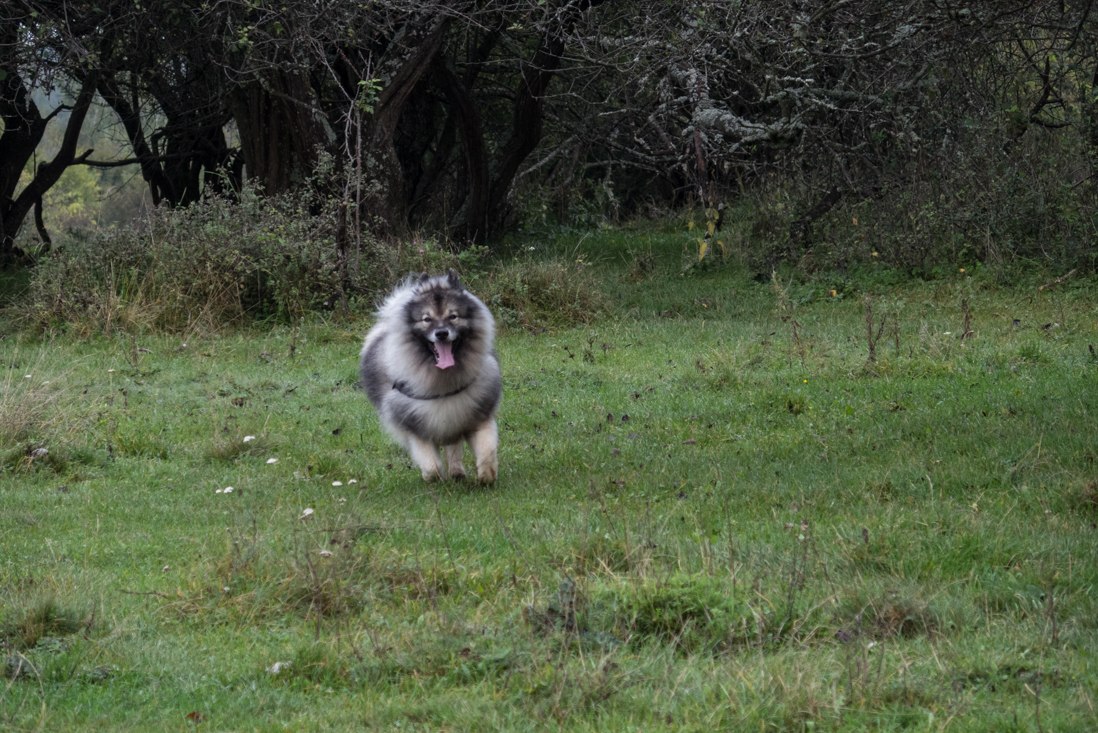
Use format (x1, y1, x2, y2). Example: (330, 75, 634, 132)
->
(1066, 480, 1098, 516)
(835, 589, 940, 641)
(1, 600, 91, 652)
(156, 532, 469, 624)
(0, 360, 65, 447)
(478, 258, 609, 328)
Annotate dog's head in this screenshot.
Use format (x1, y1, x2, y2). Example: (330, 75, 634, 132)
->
(405, 270, 480, 370)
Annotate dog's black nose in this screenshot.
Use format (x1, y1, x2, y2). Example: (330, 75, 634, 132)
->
(434, 330, 450, 341)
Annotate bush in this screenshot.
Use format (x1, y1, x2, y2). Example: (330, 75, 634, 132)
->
(25, 184, 381, 333)
(475, 257, 608, 329)
(363, 238, 606, 329)
(725, 120, 1098, 278)
(21, 189, 608, 333)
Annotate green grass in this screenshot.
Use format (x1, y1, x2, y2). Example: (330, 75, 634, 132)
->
(2, 225, 1098, 731)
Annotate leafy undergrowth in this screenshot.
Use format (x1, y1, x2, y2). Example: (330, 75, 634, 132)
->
(1, 229, 1097, 730)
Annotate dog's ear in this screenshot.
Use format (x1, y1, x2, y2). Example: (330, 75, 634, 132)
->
(415, 272, 430, 284)
(447, 268, 463, 290)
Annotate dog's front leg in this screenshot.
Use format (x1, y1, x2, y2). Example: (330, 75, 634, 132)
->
(406, 435, 445, 482)
(468, 420, 498, 484)
(444, 443, 466, 480)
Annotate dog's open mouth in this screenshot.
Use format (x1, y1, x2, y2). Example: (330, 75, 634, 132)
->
(432, 340, 456, 369)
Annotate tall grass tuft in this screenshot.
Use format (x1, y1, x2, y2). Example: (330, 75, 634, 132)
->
(477, 257, 609, 328)
(0, 352, 63, 447)
(2, 600, 88, 651)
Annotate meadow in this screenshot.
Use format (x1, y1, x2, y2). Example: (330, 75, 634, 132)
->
(2, 226, 1097, 731)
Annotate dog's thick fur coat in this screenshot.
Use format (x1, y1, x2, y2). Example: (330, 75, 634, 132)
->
(359, 271, 502, 483)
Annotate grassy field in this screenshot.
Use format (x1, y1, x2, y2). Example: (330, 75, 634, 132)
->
(2, 226, 1098, 731)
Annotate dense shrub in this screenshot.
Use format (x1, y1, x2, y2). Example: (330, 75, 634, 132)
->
(25, 185, 379, 332)
(361, 238, 608, 329)
(19, 177, 609, 333)
(720, 120, 1098, 278)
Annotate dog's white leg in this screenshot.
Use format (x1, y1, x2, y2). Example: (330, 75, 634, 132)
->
(444, 443, 466, 480)
(468, 419, 498, 484)
(405, 435, 445, 482)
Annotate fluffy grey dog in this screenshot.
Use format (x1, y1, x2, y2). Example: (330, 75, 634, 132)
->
(359, 270, 502, 483)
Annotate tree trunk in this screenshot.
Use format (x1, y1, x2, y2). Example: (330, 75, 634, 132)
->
(228, 68, 332, 195)
(160, 117, 233, 206)
(432, 56, 489, 241)
(0, 73, 97, 259)
(363, 15, 451, 237)
(788, 186, 842, 247)
(97, 75, 175, 206)
(0, 69, 47, 255)
(484, 0, 605, 236)
(484, 30, 568, 232)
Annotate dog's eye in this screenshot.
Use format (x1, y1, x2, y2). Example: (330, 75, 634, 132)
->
(421, 316, 431, 323)
(447, 314, 458, 321)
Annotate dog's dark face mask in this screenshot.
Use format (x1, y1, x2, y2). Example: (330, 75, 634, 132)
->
(406, 286, 476, 370)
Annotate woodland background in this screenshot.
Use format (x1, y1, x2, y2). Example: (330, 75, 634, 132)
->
(3, 0, 1098, 302)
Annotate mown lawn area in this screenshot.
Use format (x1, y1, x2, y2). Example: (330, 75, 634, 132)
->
(3, 229, 1098, 731)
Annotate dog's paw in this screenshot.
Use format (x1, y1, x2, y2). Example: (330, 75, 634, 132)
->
(449, 469, 467, 482)
(475, 464, 498, 485)
(421, 468, 442, 482)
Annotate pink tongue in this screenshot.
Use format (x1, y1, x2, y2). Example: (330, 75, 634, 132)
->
(435, 341, 455, 369)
